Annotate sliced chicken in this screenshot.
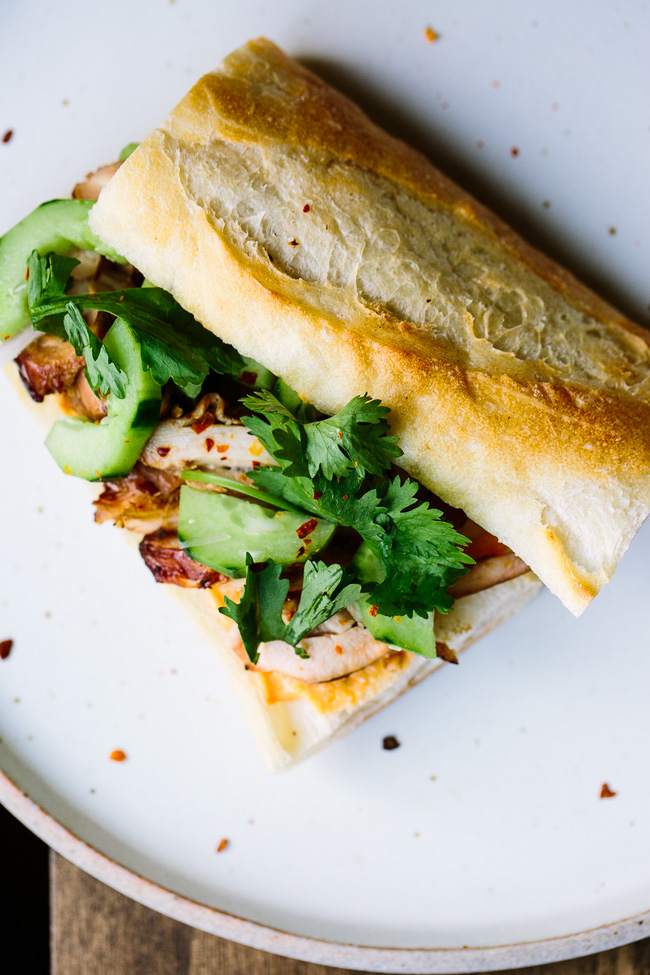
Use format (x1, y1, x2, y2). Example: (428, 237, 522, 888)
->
(59, 371, 107, 421)
(72, 161, 122, 201)
(94, 463, 181, 533)
(142, 394, 272, 472)
(15, 334, 84, 401)
(448, 553, 529, 598)
(139, 530, 226, 588)
(253, 622, 391, 684)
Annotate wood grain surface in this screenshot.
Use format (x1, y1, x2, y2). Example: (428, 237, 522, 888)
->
(50, 852, 650, 975)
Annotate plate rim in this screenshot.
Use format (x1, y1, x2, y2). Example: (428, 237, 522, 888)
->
(2, 766, 649, 973)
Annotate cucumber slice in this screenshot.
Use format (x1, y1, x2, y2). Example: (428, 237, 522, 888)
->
(178, 488, 336, 575)
(0, 199, 126, 341)
(45, 318, 161, 480)
(349, 543, 436, 657)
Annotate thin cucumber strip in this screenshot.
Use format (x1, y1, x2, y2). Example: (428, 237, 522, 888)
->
(181, 469, 301, 513)
(0, 199, 125, 341)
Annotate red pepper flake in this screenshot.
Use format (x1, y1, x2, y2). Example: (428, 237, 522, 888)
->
(303, 203, 311, 212)
(382, 735, 400, 750)
(369, 605, 378, 618)
(334, 645, 344, 655)
(156, 446, 171, 457)
(600, 783, 617, 799)
(0, 639, 14, 660)
(510, 146, 520, 157)
(216, 444, 229, 453)
(239, 371, 257, 385)
(342, 494, 348, 500)
(204, 438, 215, 453)
(24, 266, 30, 281)
(337, 430, 343, 439)
(424, 26, 439, 42)
(288, 238, 299, 246)
(191, 413, 215, 435)
(296, 546, 306, 557)
(216, 838, 229, 853)
(2, 129, 13, 144)
(313, 491, 322, 500)
(296, 517, 318, 539)
(109, 749, 127, 763)
(252, 460, 261, 470)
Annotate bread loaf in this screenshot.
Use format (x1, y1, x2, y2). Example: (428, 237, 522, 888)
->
(90, 37, 650, 614)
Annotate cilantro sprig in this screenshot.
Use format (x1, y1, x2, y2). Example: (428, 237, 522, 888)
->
(242, 390, 401, 480)
(27, 251, 245, 394)
(63, 303, 127, 397)
(216, 392, 473, 662)
(221, 557, 362, 663)
(239, 392, 473, 620)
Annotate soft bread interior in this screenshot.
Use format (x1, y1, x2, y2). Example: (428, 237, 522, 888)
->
(90, 38, 650, 615)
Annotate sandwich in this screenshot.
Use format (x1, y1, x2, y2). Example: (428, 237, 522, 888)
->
(2, 38, 649, 770)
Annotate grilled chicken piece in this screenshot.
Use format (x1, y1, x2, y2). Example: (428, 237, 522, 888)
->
(140, 530, 226, 589)
(59, 371, 108, 421)
(72, 161, 122, 201)
(141, 393, 272, 472)
(448, 553, 529, 598)
(94, 463, 181, 533)
(250, 620, 390, 684)
(15, 334, 84, 402)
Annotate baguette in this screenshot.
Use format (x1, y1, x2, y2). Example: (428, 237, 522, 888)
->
(90, 37, 650, 616)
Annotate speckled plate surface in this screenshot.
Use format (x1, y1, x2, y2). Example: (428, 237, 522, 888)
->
(2, 1, 650, 971)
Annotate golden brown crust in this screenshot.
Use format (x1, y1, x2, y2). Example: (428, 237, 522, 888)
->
(90, 38, 650, 614)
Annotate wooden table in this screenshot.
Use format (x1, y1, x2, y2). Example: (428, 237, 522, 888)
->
(50, 853, 650, 975)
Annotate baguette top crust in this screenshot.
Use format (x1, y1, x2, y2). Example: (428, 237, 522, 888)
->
(90, 37, 650, 614)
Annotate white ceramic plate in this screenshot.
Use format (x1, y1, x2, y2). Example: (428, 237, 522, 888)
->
(2, 1, 650, 971)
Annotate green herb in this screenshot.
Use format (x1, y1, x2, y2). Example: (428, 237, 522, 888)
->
(241, 393, 473, 621)
(180, 469, 302, 513)
(220, 557, 362, 663)
(62, 303, 127, 398)
(27, 251, 246, 392)
(253, 466, 471, 618)
(241, 390, 401, 480)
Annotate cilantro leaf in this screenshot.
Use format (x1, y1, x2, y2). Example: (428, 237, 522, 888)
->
(27, 251, 246, 391)
(62, 303, 127, 398)
(26, 252, 78, 317)
(305, 396, 401, 479)
(251, 464, 472, 619)
(221, 557, 289, 663)
(252, 468, 387, 546)
(219, 557, 362, 663)
(284, 561, 363, 647)
(241, 390, 401, 481)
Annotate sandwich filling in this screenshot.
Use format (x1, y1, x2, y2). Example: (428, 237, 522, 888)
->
(2, 159, 530, 691)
